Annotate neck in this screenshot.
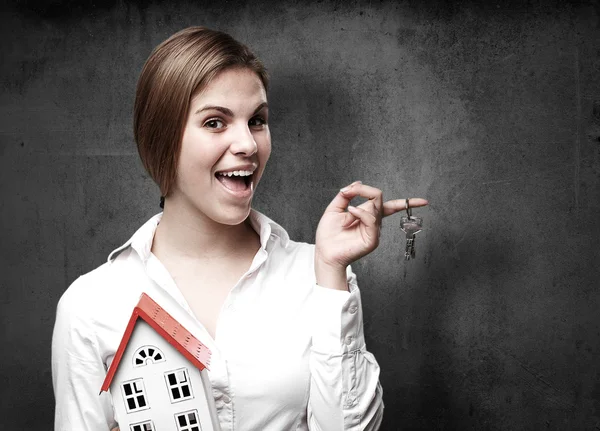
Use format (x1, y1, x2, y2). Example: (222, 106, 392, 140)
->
(151, 203, 259, 262)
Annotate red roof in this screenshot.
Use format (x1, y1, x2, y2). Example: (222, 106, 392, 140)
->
(100, 293, 211, 393)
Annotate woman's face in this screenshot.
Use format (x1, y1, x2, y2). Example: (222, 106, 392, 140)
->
(171, 67, 271, 226)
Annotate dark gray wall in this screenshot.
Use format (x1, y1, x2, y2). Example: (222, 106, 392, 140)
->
(2, 0, 599, 429)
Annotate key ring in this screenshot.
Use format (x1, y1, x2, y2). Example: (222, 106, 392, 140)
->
(406, 198, 411, 218)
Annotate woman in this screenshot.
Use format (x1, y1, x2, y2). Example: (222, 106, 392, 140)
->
(52, 26, 427, 430)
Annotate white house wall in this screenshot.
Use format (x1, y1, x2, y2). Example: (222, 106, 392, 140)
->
(110, 320, 217, 431)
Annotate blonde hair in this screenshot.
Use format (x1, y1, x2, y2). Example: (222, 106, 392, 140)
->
(133, 26, 269, 197)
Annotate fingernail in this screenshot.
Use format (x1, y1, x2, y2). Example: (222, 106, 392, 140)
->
(348, 205, 356, 210)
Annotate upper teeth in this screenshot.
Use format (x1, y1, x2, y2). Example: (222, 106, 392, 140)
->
(218, 170, 253, 177)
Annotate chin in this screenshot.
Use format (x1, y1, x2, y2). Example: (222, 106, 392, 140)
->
(208, 205, 252, 226)
(172, 191, 253, 226)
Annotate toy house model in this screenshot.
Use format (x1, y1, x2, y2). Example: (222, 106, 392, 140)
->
(100, 293, 221, 431)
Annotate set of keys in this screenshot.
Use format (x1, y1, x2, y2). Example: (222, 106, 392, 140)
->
(400, 198, 423, 261)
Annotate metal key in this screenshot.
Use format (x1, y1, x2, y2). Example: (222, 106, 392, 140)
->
(400, 216, 423, 260)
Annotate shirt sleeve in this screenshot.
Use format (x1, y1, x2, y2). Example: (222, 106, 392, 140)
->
(51, 277, 117, 431)
(308, 266, 384, 430)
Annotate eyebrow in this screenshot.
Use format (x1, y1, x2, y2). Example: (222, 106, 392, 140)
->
(194, 102, 268, 117)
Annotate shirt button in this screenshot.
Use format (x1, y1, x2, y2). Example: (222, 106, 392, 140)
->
(344, 398, 356, 408)
(222, 394, 231, 404)
(349, 305, 357, 314)
(345, 336, 353, 345)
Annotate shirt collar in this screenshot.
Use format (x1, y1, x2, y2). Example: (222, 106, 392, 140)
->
(107, 209, 290, 263)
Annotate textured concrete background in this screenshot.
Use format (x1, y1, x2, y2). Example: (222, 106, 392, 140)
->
(1, 0, 599, 429)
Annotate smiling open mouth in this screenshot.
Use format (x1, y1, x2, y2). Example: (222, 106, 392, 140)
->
(215, 170, 253, 192)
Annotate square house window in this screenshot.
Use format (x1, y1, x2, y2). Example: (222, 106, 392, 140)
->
(175, 409, 201, 431)
(130, 420, 154, 431)
(121, 379, 150, 413)
(165, 368, 194, 403)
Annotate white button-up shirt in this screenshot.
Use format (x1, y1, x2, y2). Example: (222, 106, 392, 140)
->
(52, 210, 384, 430)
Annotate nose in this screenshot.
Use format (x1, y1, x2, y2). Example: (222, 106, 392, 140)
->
(229, 123, 257, 156)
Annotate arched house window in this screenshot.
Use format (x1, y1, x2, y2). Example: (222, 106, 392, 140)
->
(133, 345, 165, 367)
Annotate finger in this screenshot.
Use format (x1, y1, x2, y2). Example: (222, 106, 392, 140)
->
(357, 198, 380, 219)
(347, 218, 360, 229)
(383, 198, 429, 217)
(347, 205, 378, 227)
(342, 215, 360, 229)
(341, 211, 359, 228)
(340, 183, 383, 213)
(348, 205, 379, 242)
(324, 181, 363, 214)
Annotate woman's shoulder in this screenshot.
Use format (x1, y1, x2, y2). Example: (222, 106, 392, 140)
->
(251, 210, 315, 257)
(273, 235, 315, 264)
(57, 247, 140, 319)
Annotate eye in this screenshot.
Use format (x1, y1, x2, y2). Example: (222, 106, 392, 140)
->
(204, 118, 225, 129)
(249, 116, 267, 128)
